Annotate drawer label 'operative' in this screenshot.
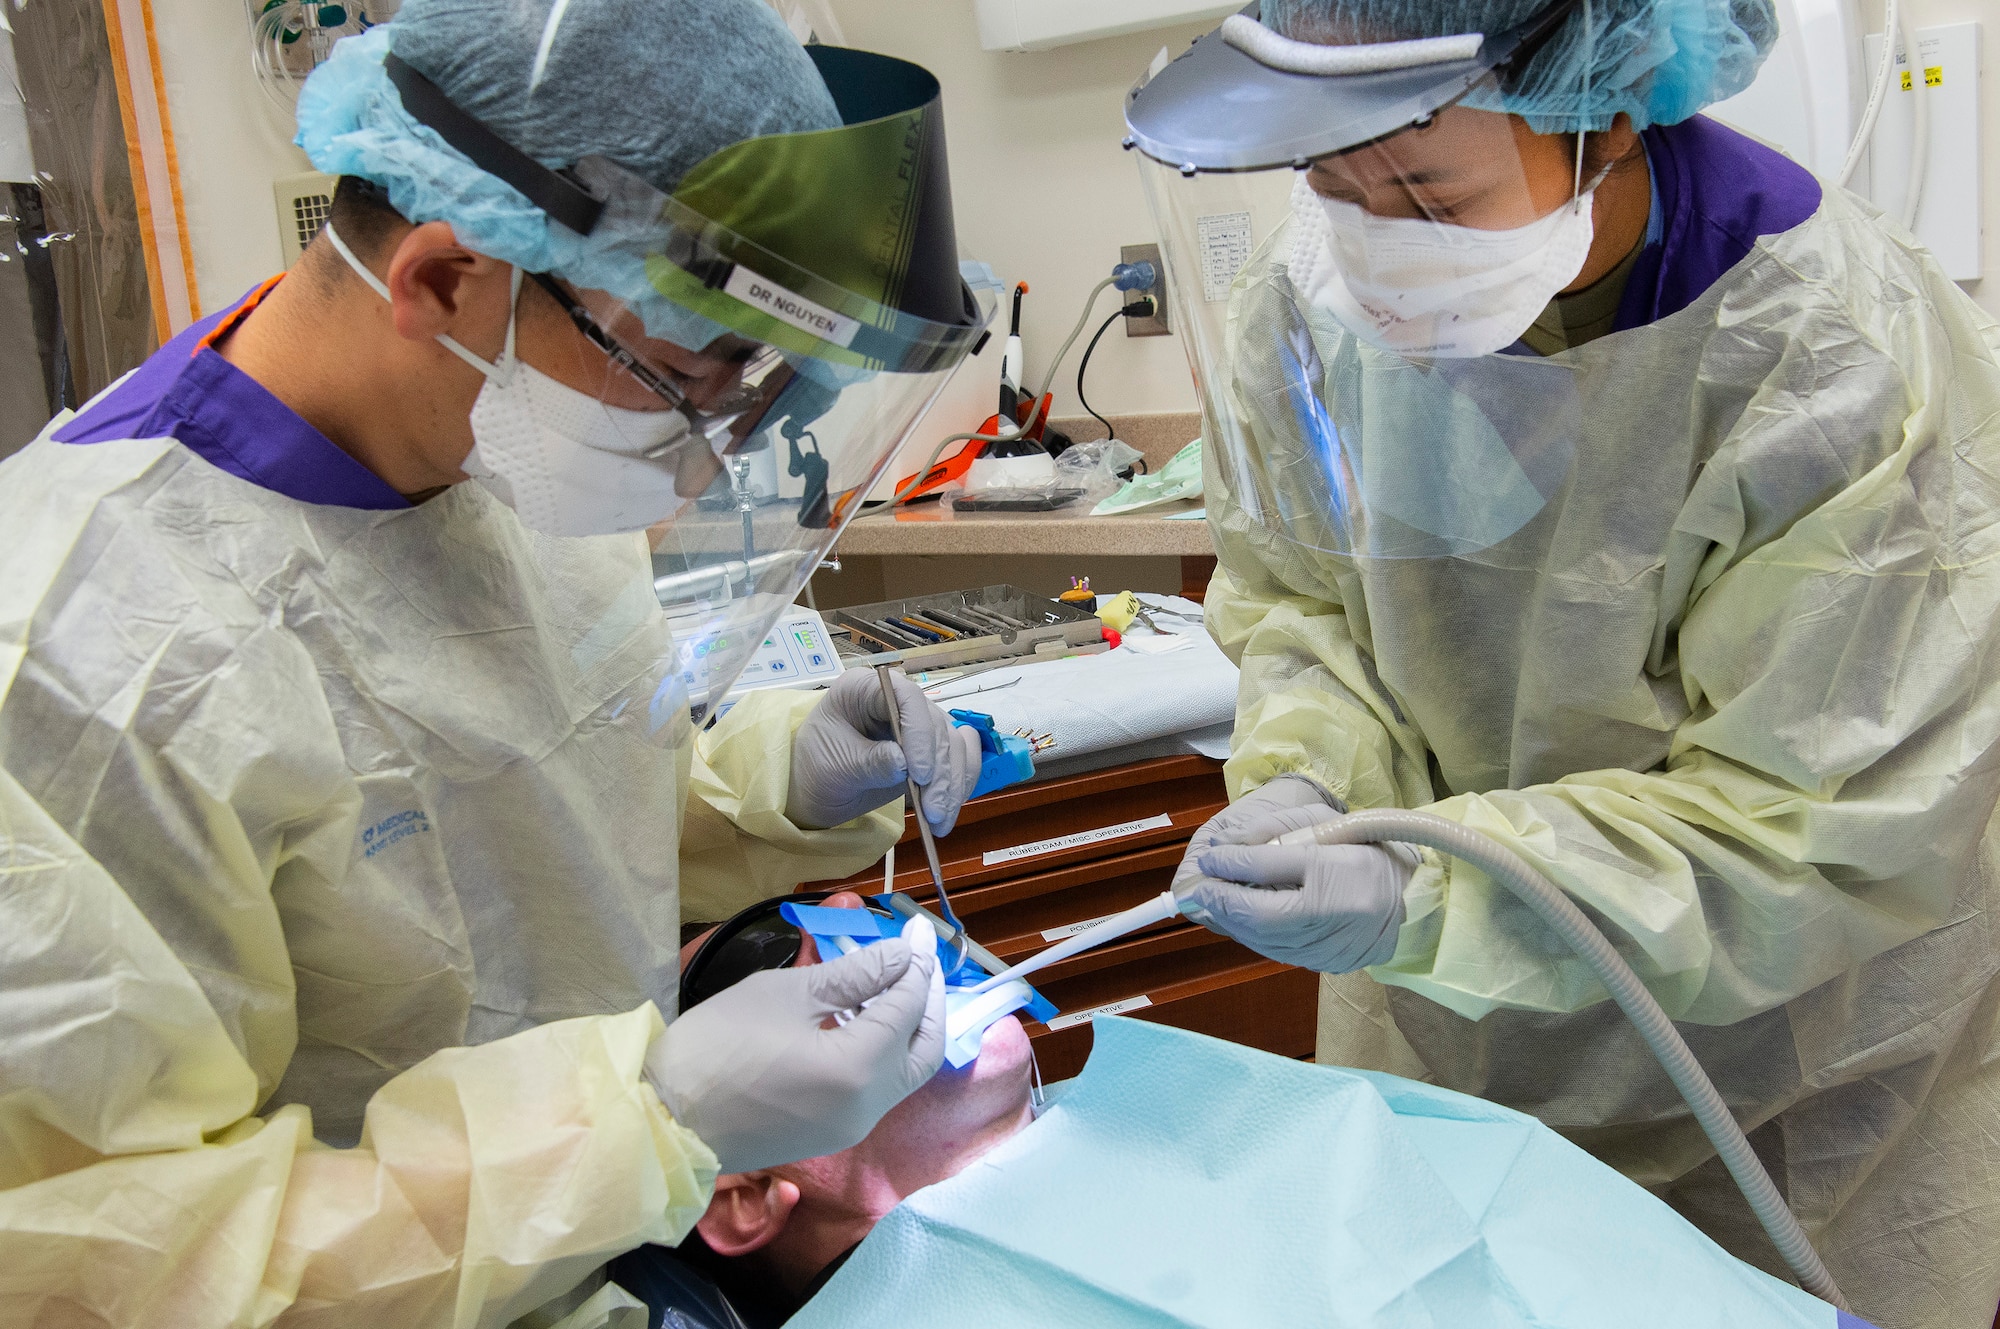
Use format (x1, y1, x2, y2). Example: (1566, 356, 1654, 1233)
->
(1047, 995, 1154, 1031)
(983, 813, 1174, 867)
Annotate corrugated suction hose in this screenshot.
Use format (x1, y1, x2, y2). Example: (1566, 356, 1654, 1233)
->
(1277, 809, 1848, 1310)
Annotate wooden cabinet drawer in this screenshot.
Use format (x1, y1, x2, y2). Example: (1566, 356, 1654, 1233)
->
(929, 841, 1187, 966)
(811, 754, 1225, 896)
(798, 750, 1320, 1082)
(1030, 927, 1267, 1013)
(1025, 962, 1319, 1082)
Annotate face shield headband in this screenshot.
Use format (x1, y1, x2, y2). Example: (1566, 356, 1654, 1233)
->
(1122, 0, 1584, 175)
(381, 47, 987, 376)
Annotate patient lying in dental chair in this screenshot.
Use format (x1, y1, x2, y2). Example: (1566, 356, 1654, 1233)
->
(614, 893, 1867, 1329)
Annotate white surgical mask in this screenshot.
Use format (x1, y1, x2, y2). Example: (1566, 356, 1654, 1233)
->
(461, 358, 714, 536)
(324, 225, 716, 536)
(1286, 173, 1597, 359)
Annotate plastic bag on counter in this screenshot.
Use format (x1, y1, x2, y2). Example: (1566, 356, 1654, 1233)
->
(937, 439, 1143, 514)
(1092, 438, 1203, 515)
(1051, 438, 1144, 506)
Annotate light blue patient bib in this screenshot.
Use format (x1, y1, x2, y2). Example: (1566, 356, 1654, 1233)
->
(792, 1018, 1858, 1329)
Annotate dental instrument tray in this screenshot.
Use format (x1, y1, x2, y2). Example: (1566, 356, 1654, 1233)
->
(831, 583, 1104, 669)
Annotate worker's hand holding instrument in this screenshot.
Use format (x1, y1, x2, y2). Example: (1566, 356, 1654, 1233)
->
(1176, 773, 1341, 854)
(644, 934, 946, 1173)
(788, 668, 982, 833)
(1172, 775, 1417, 973)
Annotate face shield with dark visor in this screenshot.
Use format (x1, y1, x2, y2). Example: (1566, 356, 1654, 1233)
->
(1124, 0, 1602, 565)
(383, 45, 994, 718)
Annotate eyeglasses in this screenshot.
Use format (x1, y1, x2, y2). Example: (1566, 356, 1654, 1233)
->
(680, 890, 835, 1012)
(680, 891, 1005, 1012)
(528, 271, 792, 446)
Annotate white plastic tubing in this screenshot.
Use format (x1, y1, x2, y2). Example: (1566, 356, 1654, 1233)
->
(1279, 809, 1849, 1310)
(1835, 0, 1898, 188)
(1835, 0, 1929, 230)
(1219, 14, 1484, 75)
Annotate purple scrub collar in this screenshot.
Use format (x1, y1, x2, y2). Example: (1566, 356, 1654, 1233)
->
(54, 277, 410, 511)
(1613, 115, 1822, 333)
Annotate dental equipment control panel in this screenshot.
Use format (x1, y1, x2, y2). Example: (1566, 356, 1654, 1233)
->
(721, 607, 841, 702)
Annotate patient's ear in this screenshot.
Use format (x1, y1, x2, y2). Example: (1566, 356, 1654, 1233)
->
(697, 1172, 803, 1256)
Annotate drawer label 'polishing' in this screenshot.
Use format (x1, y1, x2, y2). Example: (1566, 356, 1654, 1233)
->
(1047, 995, 1154, 1032)
(983, 813, 1174, 867)
(1042, 911, 1123, 942)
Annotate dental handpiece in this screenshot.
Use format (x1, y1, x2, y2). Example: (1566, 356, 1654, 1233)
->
(876, 665, 970, 963)
(964, 890, 1181, 996)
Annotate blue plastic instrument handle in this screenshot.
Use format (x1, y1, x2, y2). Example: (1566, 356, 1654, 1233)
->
(951, 708, 1036, 798)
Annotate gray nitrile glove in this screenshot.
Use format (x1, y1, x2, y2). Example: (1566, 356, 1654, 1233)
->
(1172, 775, 1417, 973)
(644, 930, 947, 1173)
(788, 668, 982, 833)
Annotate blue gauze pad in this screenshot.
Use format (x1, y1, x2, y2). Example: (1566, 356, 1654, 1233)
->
(790, 1018, 1860, 1328)
(784, 904, 887, 939)
(780, 901, 1057, 1068)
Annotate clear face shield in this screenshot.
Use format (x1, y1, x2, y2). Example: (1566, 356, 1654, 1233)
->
(1126, 1, 1595, 564)
(506, 152, 991, 719)
(381, 45, 991, 720)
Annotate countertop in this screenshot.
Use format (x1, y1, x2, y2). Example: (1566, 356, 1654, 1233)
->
(836, 410, 1212, 558)
(834, 498, 1213, 557)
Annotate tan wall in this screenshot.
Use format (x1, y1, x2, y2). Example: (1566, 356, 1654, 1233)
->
(826, 1, 1211, 422)
(151, 0, 314, 316)
(158, 3, 1994, 372)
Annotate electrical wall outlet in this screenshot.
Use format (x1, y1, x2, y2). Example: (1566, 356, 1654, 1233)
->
(1120, 242, 1171, 337)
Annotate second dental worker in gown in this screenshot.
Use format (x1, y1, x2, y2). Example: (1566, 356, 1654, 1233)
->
(1145, 2, 2000, 1324)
